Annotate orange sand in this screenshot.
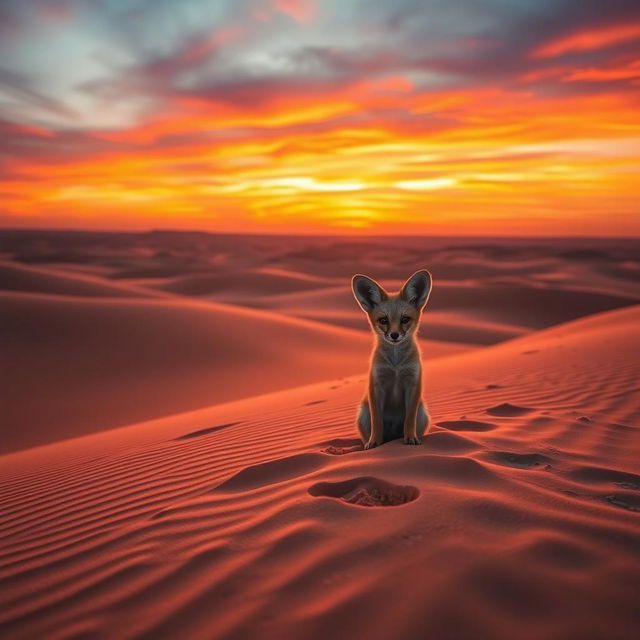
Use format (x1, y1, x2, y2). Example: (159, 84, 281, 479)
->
(0, 232, 639, 638)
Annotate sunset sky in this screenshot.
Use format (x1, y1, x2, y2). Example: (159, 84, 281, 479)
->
(1, 0, 639, 235)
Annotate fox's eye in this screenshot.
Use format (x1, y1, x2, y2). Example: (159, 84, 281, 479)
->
(401, 316, 411, 324)
(378, 317, 389, 325)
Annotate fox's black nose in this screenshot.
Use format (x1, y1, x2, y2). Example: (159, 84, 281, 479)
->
(390, 332, 399, 340)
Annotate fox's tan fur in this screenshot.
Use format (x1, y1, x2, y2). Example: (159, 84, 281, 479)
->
(351, 270, 432, 449)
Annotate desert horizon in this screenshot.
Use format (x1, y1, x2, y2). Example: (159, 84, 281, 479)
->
(4, 226, 640, 239)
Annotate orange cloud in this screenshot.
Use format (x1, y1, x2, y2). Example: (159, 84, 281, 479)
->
(562, 58, 640, 82)
(4, 81, 639, 236)
(517, 67, 569, 83)
(532, 22, 640, 58)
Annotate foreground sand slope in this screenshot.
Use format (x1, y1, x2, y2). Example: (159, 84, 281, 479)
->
(1, 306, 639, 639)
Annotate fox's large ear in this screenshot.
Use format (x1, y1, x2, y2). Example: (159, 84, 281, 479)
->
(352, 274, 388, 312)
(400, 270, 432, 310)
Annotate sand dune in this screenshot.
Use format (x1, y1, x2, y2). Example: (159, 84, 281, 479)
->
(233, 280, 637, 344)
(3, 233, 638, 350)
(0, 260, 161, 299)
(146, 267, 336, 298)
(1, 272, 466, 452)
(1, 305, 638, 639)
(1, 231, 639, 638)
(1, 291, 375, 453)
(5, 254, 634, 348)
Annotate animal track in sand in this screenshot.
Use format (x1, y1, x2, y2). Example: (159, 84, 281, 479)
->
(176, 422, 241, 439)
(567, 465, 640, 489)
(485, 402, 534, 417)
(604, 493, 640, 512)
(308, 476, 419, 507)
(436, 419, 497, 432)
(320, 438, 363, 455)
(483, 451, 553, 470)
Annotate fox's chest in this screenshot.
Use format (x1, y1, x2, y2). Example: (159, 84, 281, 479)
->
(374, 362, 419, 404)
(388, 375, 405, 407)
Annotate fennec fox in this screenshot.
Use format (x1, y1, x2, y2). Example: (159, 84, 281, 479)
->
(352, 270, 432, 449)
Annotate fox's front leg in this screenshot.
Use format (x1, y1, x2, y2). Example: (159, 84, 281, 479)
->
(365, 382, 385, 450)
(403, 372, 422, 445)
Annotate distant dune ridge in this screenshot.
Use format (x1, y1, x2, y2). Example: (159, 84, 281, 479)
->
(0, 231, 639, 638)
(1, 231, 638, 451)
(0, 260, 160, 299)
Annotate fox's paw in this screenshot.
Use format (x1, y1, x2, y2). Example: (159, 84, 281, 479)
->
(364, 439, 381, 450)
(404, 436, 421, 445)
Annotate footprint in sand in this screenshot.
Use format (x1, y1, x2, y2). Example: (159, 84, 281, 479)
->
(483, 451, 553, 470)
(309, 476, 419, 507)
(320, 437, 363, 455)
(485, 402, 534, 417)
(604, 493, 640, 512)
(436, 419, 497, 432)
(176, 422, 241, 440)
(304, 400, 327, 406)
(566, 465, 640, 489)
